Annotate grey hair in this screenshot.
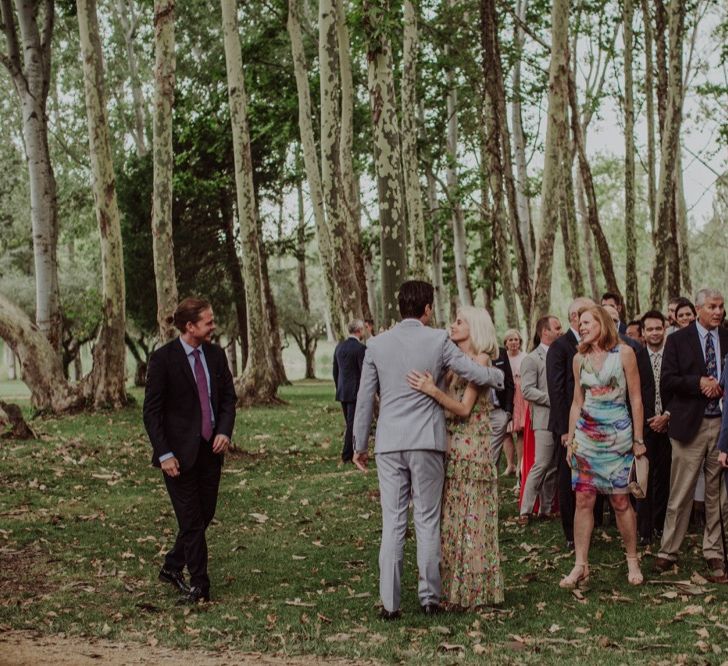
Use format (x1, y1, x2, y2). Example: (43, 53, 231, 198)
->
(568, 297, 595, 320)
(695, 289, 723, 307)
(348, 319, 365, 334)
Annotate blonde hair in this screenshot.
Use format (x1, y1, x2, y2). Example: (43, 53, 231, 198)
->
(458, 306, 499, 360)
(503, 328, 522, 349)
(577, 305, 619, 355)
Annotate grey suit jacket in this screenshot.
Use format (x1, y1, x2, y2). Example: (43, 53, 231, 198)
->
(520, 345, 550, 431)
(352, 319, 505, 455)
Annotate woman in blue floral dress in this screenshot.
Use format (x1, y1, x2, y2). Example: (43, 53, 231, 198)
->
(407, 306, 504, 608)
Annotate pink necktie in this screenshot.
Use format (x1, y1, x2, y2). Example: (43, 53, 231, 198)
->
(191, 349, 213, 441)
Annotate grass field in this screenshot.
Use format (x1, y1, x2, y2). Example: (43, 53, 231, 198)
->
(1, 381, 727, 664)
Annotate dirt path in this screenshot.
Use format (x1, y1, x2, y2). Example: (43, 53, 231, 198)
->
(0, 631, 370, 666)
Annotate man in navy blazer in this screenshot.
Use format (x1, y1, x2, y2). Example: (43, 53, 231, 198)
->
(143, 298, 236, 603)
(333, 320, 367, 463)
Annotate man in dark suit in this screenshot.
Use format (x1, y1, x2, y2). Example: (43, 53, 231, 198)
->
(143, 297, 236, 603)
(655, 289, 728, 580)
(333, 319, 367, 463)
(489, 346, 515, 467)
(601, 292, 627, 335)
(547, 297, 594, 548)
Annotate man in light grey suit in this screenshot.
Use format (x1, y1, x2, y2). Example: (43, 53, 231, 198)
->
(519, 315, 563, 523)
(352, 281, 505, 619)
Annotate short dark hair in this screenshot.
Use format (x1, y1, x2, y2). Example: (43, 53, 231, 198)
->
(674, 297, 697, 318)
(172, 297, 211, 332)
(641, 310, 666, 327)
(398, 280, 434, 318)
(601, 291, 623, 307)
(535, 315, 554, 339)
(627, 319, 643, 333)
(667, 295, 683, 307)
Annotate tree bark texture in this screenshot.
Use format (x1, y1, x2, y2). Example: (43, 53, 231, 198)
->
(3, 344, 17, 380)
(77, 0, 128, 408)
(1, 0, 62, 355)
(287, 0, 344, 338)
(220, 0, 280, 405)
(641, 0, 657, 241)
(649, 0, 685, 308)
(623, 0, 639, 318)
(151, 0, 178, 342)
(426, 165, 448, 328)
(559, 157, 585, 298)
(531, 0, 570, 329)
(365, 0, 408, 325)
(221, 193, 248, 369)
(401, 0, 427, 279)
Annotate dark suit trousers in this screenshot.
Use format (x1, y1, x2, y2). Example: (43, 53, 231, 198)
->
(557, 439, 575, 542)
(341, 402, 356, 462)
(163, 439, 221, 593)
(637, 431, 672, 540)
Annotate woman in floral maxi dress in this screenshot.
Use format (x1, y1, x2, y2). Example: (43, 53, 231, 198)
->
(407, 306, 504, 608)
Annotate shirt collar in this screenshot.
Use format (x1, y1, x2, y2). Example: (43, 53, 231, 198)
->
(179, 337, 200, 356)
(648, 344, 665, 356)
(570, 327, 580, 342)
(695, 321, 716, 341)
(539, 343, 550, 353)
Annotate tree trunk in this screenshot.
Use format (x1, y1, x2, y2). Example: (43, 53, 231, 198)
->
(287, 0, 344, 338)
(151, 0, 178, 342)
(296, 178, 311, 313)
(559, 158, 585, 298)
(426, 165, 448, 327)
(531, 0, 570, 329)
(649, 0, 685, 308)
(511, 0, 534, 272)
(220, 0, 280, 405)
(4, 344, 17, 381)
(1, 0, 62, 355)
(226, 337, 237, 377)
(365, 0, 408, 325)
(401, 0, 427, 279)
(77, 0, 128, 408)
(623, 0, 639, 318)
(304, 338, 317, 380)
(320, 0, 364, 326)
(258, 230, 289, 386)
(642, 0, 657, 241)
(111, 0, 147, 157)
(676, 149, 691, 294)
(567, 71, 621, 300)
(445, 61, 472, 307)
(221, 193, 248, 369)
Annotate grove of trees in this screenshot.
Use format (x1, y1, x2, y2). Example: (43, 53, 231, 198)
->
(0, 0, 726, 414)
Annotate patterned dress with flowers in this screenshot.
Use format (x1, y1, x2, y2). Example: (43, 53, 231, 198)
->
(440, 375, 504, 607)
(571, 347, 634, 494)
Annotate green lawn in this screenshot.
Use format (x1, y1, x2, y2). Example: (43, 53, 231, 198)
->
(1, 381, 726, 664)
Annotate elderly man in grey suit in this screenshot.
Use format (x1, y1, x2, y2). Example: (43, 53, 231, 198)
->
(518, 315, 563, 523)
(352, 281, 505, 620)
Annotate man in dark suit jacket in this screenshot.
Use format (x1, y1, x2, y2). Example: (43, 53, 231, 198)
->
(143, 297, 236, 603)
(547, 297, 594, 547)
(655, 289, 728, 580)
(602, 292, 627, 335)
(489, 346, 515, 466)
(333, 320, 367, 463)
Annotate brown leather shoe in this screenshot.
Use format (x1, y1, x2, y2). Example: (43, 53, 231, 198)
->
(706, 558, 727, 582)
(653, 556, 675, 573)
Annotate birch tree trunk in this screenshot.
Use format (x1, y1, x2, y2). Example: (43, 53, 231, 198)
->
(111, 0, 147, 157)
(401, 0, 427, 279)
(531, 0, 570, 327)
(151, 0, 178, 341)
(77, 0, 128, 408)
(676, 149, 691, 293)
(287, 0, 344, 338)
(559, 157, 585, 298)
(365, 0, 408, 325)
(221, 193, 248, 369)
(4, 344, 17, 381)
(642, 0, 657, 241)
(320, 0, 364, 326)
(426, 166, 448, 327)
(1, 0, 62, 355)
(649, 0, 685, 308)
(623, 0, 639, 318)
(220, 0, 279, 405)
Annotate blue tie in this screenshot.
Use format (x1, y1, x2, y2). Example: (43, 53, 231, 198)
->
(705, 333, 720, 415)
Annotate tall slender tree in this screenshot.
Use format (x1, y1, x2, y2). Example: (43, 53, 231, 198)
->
(623, 0, 638, 318)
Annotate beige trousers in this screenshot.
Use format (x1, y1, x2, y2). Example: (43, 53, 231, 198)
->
(658, 418, 727, 561)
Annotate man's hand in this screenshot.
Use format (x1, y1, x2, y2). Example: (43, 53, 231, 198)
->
(212, 434, 230, 454)
(700, 376, 722, 398)
(561, 434, 570, 444)
(719, 451, 728, 468)
(161, 456, 180, 478)
(647, 414, 670, 433)
(353, 451, 369, 472)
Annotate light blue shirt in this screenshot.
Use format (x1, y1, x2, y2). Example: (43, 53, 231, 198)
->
(159, 339, 215, 463)
(695, 321, 722, 379)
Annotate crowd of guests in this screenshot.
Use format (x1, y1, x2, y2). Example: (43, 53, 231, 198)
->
(334, 284, 728, 617)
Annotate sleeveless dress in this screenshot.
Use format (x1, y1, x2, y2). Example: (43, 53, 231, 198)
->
(440, 376, 504, 607)
(571, 347, 634, 494)
(507, 352, 527, 433)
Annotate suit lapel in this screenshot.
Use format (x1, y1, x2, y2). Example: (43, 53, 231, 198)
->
(202, 343, 218, 409)
(175, 338, 198, 393)
(688, 324, 707, 375)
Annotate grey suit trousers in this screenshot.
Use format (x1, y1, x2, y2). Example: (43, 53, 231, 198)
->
(519, 430, 558, 516)
(376, 450, 445, 612)
(488, 407, 511, 467)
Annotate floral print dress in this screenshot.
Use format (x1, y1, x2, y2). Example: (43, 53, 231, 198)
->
(440, 375, 504, 607)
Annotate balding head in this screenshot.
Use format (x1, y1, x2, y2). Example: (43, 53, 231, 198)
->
(568, 297, 595, 327)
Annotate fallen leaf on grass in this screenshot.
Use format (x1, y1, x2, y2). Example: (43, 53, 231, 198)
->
(325, 633, 351, 643)
(430, 625, 451, 635)
(249, 513, 269, 524)
(574, 627, 590, 634)
(438, 643, 465, 652)
(549, 624, 561, 634)
(285, 598, 315, 607)
(661, 591, 679, 599)
(674, 605, 703, 621)
(292, 555, 306, 560)
(691, 572, 709, 585)
(473, 643, 487, 655)
(317, 612, 332, 624)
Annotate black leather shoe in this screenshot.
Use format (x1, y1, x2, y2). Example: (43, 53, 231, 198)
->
(177, 586, 210, 605)
(159, 567, 190, 594)
(420, 603, 441, 616)
(379, 608, 401, 620)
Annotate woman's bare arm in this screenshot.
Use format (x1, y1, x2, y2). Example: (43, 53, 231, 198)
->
(566, 354, 584, 449)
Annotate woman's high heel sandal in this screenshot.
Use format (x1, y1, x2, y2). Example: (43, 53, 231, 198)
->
(626, 556, 644, 586)
(559, 562, 589, 589)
